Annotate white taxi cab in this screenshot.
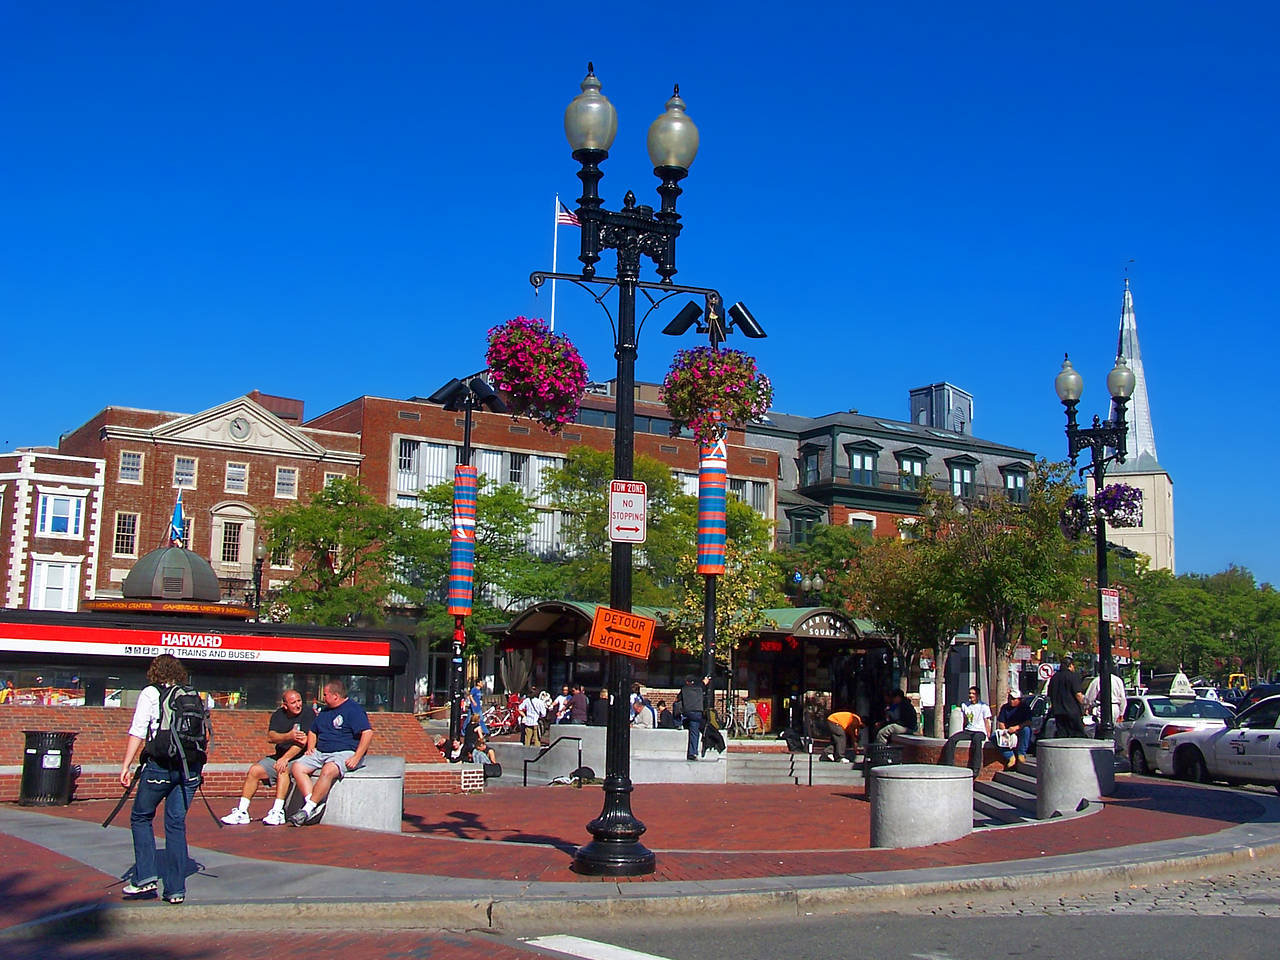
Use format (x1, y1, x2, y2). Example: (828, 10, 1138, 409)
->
(1157, 694, 1280, 793)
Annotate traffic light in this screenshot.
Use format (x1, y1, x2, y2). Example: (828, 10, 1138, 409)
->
(1040, 623, 1049, 646)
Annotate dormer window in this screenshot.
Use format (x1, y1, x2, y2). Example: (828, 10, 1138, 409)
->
(844, 441, 882, 487)
(1000, 462, 1030, 505)
(946, 455, 980, 499)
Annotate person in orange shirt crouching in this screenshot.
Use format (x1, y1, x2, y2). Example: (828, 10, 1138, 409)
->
(825, 709, 862, 763)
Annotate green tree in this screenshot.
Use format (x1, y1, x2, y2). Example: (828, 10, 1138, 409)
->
(539, 445, 696, 606)
(771, 522, 872, 606)
(408, 477, 554, 647)
(945, 459, 1088, 704)
(664, 499, 787, 661)
(260, 477, 430, 626)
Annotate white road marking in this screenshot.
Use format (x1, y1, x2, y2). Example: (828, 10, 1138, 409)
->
(524, 934, 675, 960)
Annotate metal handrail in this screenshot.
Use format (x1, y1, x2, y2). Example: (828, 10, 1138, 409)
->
(522, 736, 584, 787)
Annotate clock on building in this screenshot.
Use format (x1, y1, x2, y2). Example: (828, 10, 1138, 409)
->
(228, 416, 251, 441)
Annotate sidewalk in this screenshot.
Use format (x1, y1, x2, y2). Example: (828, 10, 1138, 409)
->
(3, 776, 1279, 937)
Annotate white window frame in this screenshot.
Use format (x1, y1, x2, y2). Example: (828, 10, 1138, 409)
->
(221, 520, 243, 564)
(225, 461, 249, 494)
(275, 466, 298, 499)
(113, 511, 140, 558)
(173, 456, 198, 489)
(29, 558, 82, 611)
(324, 471, 346, 487)
(118, 450, 144, 485)
(847, 511, 877, 532)
(35, 490, 87, 539)
(950, 464, 974, 498)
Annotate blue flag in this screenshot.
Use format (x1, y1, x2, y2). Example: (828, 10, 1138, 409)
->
(169, 491, 184, 546)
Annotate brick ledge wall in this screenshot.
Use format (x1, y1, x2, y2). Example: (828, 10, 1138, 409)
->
(0, 705, 477, 801)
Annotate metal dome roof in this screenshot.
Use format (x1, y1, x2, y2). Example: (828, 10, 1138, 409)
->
(122, 547, 222, 603)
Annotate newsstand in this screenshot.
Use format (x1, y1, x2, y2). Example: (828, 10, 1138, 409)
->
(20, 731, 77, 805)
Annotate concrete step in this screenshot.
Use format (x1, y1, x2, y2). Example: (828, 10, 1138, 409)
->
(973, 777, 1037, 813)
(973, 791, 1033, 825)
(992, 767, 1038, 792)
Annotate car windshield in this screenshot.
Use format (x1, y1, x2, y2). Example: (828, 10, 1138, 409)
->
(1146, 697, 1233, 720)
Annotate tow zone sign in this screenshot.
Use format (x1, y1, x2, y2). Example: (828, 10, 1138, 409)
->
(609, 480, 647, 543)
(0, 621, 390, 668)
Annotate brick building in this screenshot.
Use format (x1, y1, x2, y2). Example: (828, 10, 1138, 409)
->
(57, 391, 362, 604)
(0, 452, 106, 611)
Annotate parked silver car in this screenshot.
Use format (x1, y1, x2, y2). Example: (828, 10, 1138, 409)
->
(1115, 695, 1235, 775)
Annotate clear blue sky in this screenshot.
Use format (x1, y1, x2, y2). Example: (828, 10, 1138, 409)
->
(3, 4, 1277, 585)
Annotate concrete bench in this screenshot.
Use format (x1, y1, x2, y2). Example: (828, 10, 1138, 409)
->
(285, 756, 404, 833)
(869, 763, 973, 849)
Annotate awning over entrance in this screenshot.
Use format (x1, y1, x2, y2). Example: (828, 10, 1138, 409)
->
(484, 601, 676, 649)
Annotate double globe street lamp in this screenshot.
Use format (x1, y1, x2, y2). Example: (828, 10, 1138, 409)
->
(540, 65, 701, 877)
(1054, 354, 1136, 740)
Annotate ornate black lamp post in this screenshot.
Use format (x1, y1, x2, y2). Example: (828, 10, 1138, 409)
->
(1054, 354, 1136, 740)
(545, 64, 701, 877)
(251, 541, 268, 617)
(428, 376, 507, 745)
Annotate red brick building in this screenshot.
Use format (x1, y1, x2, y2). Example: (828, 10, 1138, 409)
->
(1, 452, 106, 611)
(57, 391, 362, 603)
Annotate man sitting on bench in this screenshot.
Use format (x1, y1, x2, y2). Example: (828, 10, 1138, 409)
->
(221, 688, 314, 826)
(287, 680, 373, 827)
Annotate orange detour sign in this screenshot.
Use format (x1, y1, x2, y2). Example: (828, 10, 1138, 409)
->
(588, 607, 657, 660)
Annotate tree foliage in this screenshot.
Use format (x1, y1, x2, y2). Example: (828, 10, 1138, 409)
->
(260, 477, 430, 627)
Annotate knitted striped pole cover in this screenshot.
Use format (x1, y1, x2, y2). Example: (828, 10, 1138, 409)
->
(696, 413, 727, 575)
(446, 464, 479, 616)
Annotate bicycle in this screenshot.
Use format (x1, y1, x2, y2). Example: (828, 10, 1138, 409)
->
(482, 701, 519, 735)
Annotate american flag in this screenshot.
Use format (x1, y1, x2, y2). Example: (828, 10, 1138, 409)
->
(556, 202, 580, 227)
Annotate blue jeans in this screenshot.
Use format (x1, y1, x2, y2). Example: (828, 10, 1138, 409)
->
(684, 711, 704, 759)
(994, 727, 1032, 762)
(130, 761, 199, 897)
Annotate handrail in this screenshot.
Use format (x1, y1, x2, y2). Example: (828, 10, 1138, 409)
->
(522, 736, 584, 787)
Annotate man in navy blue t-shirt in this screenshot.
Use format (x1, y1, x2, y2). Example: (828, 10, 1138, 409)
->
(287, 680, 373, 826)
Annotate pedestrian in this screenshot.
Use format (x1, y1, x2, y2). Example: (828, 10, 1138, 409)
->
(960, 686, 992, 737)
(1082, 668, 1127, 726)
(551, 684, 573, 724)
(656, 699, 677, 729)
(1047, 653, 1087, 738)
(569, 683, 589, 724)
(117, 654, 200, 904)
(519, 686, 546, 746)
(824, 709, 862, 762)
(588, 687, 610, 726)
(676, 676, 710, 761)
(466, 679, 488, 736)
(875, 689, 918, 743)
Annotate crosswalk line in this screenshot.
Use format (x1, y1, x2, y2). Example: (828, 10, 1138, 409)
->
(523, 934, 674, 960)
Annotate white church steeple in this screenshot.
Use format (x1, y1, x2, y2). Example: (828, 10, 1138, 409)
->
(1111, 278, 1162, 473)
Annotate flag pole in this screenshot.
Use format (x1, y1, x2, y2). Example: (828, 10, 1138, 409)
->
(551, 194, 560, 332)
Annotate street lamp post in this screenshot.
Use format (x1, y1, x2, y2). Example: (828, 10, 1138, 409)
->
(428, 376, 507, 745)
(791, 571, 824, 607)
(1055, 353, 1136, 740)
(251, 541, 268, 617)
(555, 64, 700, 877)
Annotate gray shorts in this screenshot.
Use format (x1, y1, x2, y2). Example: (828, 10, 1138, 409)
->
(254, 756, 286, 785)
(294, 750, 361, 779)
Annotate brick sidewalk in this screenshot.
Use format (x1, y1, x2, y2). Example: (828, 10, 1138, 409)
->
(22, 778, 1265, 886)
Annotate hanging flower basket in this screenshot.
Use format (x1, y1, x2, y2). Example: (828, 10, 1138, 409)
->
(660, 346, 772, 444)
(1060, 494, 1091, 540)
(1094, 482, 1143, 528)
(485, 316, 589, 434)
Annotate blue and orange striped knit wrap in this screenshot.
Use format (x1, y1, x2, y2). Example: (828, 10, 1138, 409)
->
(696, 415, 728, 575)
(446, 464, 478, 616)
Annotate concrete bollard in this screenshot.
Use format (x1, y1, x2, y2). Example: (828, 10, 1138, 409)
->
(1036, 738, 1116, 819)
(869, 763, 973, 849)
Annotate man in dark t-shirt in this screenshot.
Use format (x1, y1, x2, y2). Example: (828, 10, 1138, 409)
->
(1048, 653, 1087, 738)
(288, 680, 373, 826)
(569, 684, 589, 724)
(220, 689, 315, 826)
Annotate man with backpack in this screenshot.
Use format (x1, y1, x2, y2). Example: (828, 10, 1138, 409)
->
(287, 680, 373, 826)
(519, 685, 547, 747)
(117, 653, 208, 904)
(220, 688, 315, 826)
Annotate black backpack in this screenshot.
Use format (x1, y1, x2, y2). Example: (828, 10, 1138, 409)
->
(145, 684, 211, 779)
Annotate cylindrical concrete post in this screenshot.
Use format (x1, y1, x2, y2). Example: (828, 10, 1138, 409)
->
(1036, 737, 1116, 819)
(870, 763, 973, 849)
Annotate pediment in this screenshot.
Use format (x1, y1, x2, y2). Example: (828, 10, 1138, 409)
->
(151, 397, 328, 458)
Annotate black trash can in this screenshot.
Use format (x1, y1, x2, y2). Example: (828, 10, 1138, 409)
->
(19, 731, 77, 806)
(863, 742, 904, 780)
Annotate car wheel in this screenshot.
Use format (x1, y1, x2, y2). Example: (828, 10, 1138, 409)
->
(1181, 749, 1209, 783)
(1129, 743, 1150, 776)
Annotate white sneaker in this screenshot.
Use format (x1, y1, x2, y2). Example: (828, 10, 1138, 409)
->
(839, 757, 852, 763)
(220, 807, 251, 825)
(262, 808, 286, 826)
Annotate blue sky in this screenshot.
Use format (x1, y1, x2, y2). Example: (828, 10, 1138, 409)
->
(3, 4, 1277, 585)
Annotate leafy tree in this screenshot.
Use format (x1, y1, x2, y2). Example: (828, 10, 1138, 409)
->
(771, 522, 872, 606)
(408, 477, 555, 648)
(260, 477, 430, 627)
(945, 459, 1088, 704)
(664, 499, 788, 662)
(539, 446, 696, 606)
